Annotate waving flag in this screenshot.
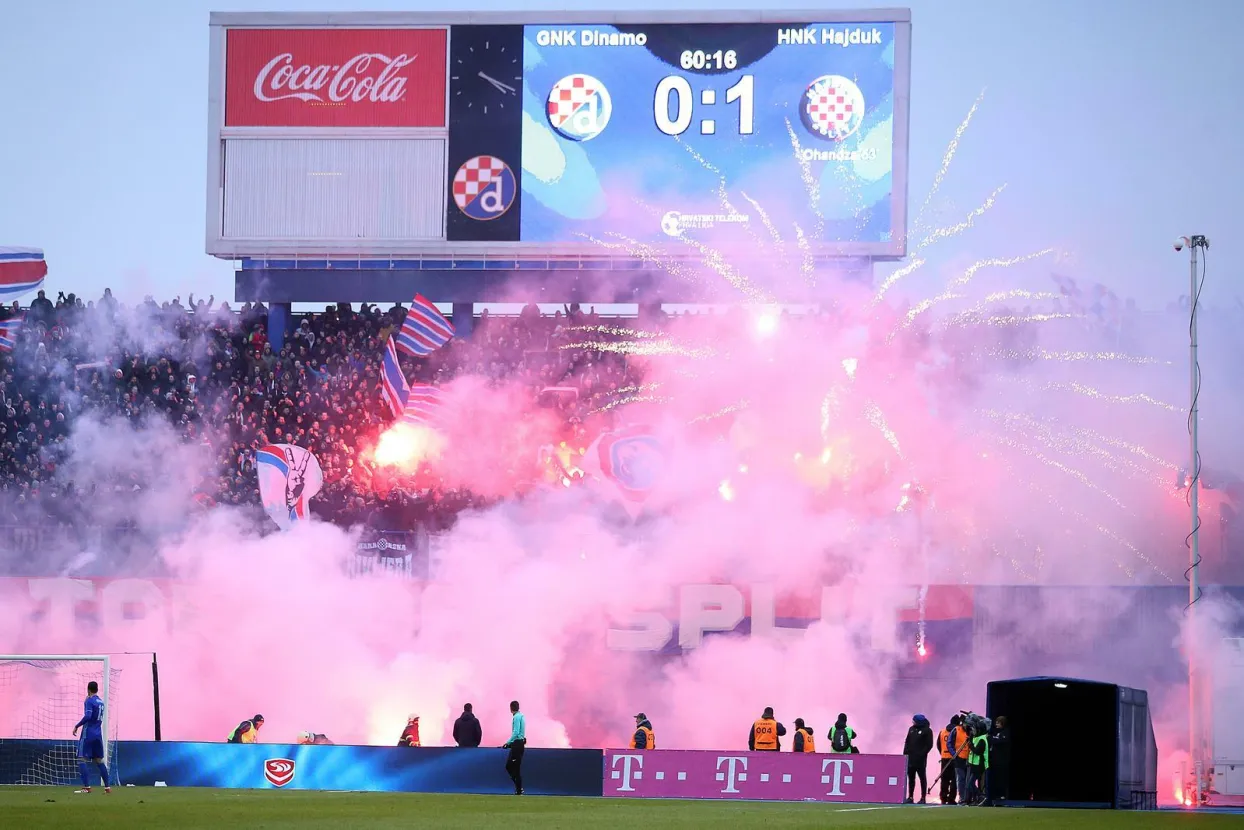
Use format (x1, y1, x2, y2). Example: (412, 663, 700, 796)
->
(255, 443, 324, 530)
(402, 385, 444, 428)
(0, 248, 47, 299)
(380, 336, 410, 418)
(0, 314, 22, 353)
(395, 294, 455, 357)
(581, 425, 669, 516)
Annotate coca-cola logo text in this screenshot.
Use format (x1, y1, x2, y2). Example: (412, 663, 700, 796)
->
(253, 52, 417, 105)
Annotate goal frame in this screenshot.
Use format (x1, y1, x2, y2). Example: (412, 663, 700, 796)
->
(0, 654, 112, 749)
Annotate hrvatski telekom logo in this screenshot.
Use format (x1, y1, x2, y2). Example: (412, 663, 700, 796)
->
(252, 52, 416, 105)
(264, 758, 296, 787)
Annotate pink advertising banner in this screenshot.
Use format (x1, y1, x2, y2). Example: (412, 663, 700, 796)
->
(603, 749, 907, 804)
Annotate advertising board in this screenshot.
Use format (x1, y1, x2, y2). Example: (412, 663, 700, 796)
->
(603, 748, 906, 803)
(206, 11, 911, 262)
(0, 740, 602, 795)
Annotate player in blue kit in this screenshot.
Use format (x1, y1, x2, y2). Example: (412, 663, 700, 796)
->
(72, 681, 110, 794)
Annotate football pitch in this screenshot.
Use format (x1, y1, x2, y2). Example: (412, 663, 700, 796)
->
(0, 788, 1239, 830)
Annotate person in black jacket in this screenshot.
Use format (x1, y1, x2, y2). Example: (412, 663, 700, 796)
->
(903, 713, 935, 804)
(985, 715, 1010, 805)
(452, 703, 483, 747)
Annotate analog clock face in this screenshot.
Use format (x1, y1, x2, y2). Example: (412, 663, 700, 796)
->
(450, 37, 522, 116)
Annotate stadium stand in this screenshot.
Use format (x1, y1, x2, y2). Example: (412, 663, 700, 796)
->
(0, 292, 651, 567)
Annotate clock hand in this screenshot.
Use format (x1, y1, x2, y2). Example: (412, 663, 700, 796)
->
(478, 71, 517, 94)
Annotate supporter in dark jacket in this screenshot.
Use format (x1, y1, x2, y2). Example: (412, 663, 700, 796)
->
(453, 703, 482, 747)
(903, 714, 935, 803)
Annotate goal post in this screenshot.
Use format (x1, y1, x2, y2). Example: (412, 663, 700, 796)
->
(0, 654, 120, 786)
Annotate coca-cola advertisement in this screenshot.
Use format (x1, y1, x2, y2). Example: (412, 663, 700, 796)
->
(224, 28, 448, 128)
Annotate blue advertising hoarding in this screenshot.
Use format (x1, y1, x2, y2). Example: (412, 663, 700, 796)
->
(0, 741, 603, 796)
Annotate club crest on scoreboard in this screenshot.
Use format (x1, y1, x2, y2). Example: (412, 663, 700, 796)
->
(452, 155, 517, 221)
(800, 75, 866, 142)
(546, 73, 612, 142)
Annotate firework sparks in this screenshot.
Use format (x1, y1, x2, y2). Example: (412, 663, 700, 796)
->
(943, 289, 1060, 325)
(873, 257, 927, 305)
(982, 409, 1175, 490)
(561, 340, 714, 359)
(984, 426, 1132, 513)
(864, 402, 904, 459)
(916, 88, 986, 230)
(919, 185, 1007, 248)
(784, 118, 821, 208)
(688, 400, 750, 425)
(946, 250, 1057, 291)
(568, 325, 665, 340)
(1035, 380, 1181, 413)
(589, 394, 672, 415)
(984, 348, 1161, 365)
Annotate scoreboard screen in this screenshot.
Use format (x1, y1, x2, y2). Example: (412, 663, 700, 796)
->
(207, 11, 911, 260)
(517, 23, 899, 249)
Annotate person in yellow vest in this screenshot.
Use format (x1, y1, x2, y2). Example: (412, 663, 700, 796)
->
(936, 715, 959, 804)
(792, 718, 816, 752)
(227, 714, 264, 743)
(748, 707, 786, 751)
(951, 715, 972, 804)
(827, 713, 857, 754)
(967, 725, 990, 805)
(629, 713, 655, 749)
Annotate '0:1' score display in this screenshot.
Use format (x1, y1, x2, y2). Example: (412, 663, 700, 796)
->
(655, 49, 753, 137)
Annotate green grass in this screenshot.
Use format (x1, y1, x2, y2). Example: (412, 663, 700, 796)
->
(0, 787, 1235, 829)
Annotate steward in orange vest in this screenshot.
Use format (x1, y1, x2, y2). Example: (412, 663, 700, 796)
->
(748, 707, 787, 751)
(630, 713, 655, 749)
(792, 718, 816, 752)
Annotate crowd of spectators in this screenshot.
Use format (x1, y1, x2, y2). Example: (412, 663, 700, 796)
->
(0, 289, 647, 540)
(0, 280, 1189, 555)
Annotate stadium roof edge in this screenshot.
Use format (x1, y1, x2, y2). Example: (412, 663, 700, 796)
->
(208, 9, 912, 27)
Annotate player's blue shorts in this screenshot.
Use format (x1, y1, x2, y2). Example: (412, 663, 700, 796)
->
(77, 733, 105, 760)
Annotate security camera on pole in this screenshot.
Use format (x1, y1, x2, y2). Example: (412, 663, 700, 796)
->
(1177, 233, 1209, 807)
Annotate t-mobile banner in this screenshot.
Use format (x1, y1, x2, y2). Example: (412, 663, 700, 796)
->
(603, 749, 906, 804)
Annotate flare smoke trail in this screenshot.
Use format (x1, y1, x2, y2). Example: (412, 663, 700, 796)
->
(0, 100, 1239, 804)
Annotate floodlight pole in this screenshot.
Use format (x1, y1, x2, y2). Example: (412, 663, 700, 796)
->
(1185, 235, 1208, 807)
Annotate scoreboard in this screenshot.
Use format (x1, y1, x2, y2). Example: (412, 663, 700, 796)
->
(206, 11, 911, 262)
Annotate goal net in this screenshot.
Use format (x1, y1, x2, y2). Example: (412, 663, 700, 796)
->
(0, 655, 120, 786)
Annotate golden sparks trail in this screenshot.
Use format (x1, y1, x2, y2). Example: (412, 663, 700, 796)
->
(589, 394, 672, 414)
(873, 257, 927, 305)
(919, 184, 1007, 248)
(689, 400, 751, 425)
(568, 326, 665, 340)
(946, 250, 1056, 291)
(1036, 380, 1181, 413)
(793, 224, 815, 284)
(864, 402, 904, 459)
(984, 348, 1161, 365)
(976, 312, 1075, 328)
(944, 290, 1060, 324)
(916, 88, 986, 230)
(785, 118, 822, 208)
(586, 234, 707, 288)
(561, 340, 714, 359)
(982, 409, 1171, 490)
(682, 236, 772, 302)
(985, 427, 1132, 513)
(676, 136, 739, 216)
